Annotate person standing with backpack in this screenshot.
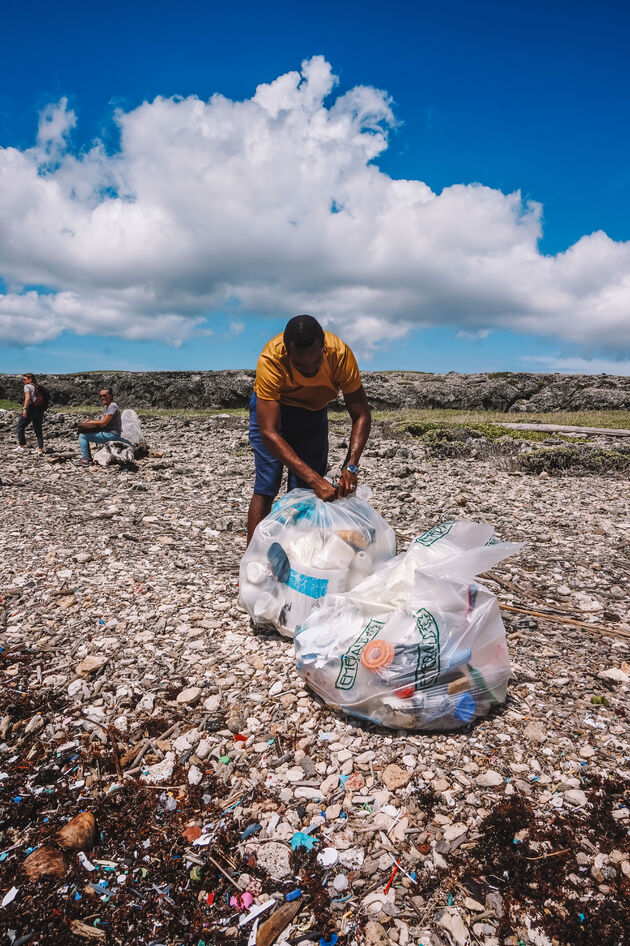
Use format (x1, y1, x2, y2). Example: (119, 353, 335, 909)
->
(16, 373, 48, 455)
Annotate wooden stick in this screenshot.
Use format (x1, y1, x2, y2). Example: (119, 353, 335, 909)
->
(499, 604, 630, 640)
(206, 853, 240, 889)
(484, 571, 548, 604)
(526, 848, 570, 861)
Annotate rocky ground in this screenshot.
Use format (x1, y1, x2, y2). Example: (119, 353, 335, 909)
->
(1, 409, 629, 946)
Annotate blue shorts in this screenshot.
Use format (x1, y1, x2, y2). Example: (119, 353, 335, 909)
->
(249, 392, 329, 496)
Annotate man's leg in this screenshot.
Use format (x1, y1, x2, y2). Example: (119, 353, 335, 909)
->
(247, 494, 275, 545)
(78, 433, 94, 460)
(247, 393, 283, 545)
(79, 430, 122, 461)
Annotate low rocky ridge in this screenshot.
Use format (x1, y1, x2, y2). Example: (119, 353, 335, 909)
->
(2, 370, 630, 411)
(1, 411, 629, 946)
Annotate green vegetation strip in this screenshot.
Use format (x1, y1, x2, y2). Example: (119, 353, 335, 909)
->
(370, 407, 630, 429)
(518, 447, 630, 475)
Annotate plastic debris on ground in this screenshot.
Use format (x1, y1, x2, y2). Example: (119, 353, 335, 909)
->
(295, 519, 523, 729)
(239, 486, 397, 637)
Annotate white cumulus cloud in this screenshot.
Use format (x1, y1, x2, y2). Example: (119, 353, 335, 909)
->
(0, 56, 629, 356)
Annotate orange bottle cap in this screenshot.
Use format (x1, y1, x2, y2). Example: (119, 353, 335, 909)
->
(361, 639, 395, 671)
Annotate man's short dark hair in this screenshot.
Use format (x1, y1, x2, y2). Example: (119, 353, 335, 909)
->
(101, 387, 114, 397)
(283, 315, 325, 351)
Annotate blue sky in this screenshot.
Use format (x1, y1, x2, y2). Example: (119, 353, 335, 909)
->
(1, 0, 629, 374)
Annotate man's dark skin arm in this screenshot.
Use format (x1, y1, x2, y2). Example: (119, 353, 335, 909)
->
(337, 385, 371, 497)
(256, 398, 338, 502)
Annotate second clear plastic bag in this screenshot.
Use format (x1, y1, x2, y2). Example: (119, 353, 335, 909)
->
(295, 520, 523, 730)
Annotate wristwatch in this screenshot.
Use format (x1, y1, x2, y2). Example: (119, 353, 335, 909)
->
(344, 464, 359, 475)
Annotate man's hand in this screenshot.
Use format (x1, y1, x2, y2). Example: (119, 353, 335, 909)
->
(77, 419, 104, 432)
(312, 475, 338, 502)
(337, 468, 358, 497)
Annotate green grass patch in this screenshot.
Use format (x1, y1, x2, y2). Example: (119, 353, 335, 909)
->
(403, 418, 549, 443)
(370, 407, 630, 429)
(517, 446, 630, 475)
(0, 399, 20, 410)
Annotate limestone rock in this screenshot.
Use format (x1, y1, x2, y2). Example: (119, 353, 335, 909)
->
(477, 770, 504, 787)
(76, 655, 109, 677)
(255, 842, 292, 879)
(382, 764, 411, 790)
(177, 686, 202, 705)
(364, 921, 390, 946)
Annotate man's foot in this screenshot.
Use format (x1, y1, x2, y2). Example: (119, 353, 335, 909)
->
(14, 445, 25, 452)
(37, 448, 45, 456)
(73, 458, 93, 467)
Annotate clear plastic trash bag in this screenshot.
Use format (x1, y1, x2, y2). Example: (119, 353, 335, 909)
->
(294, 520, 523, 730)
(121, 409, 144, 447)
(239, 486, 397, 638)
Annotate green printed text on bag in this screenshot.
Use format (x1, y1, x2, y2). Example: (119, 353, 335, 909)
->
(414, 608, 440, 689)
(335, 619, 384, 690)
(414, 522, 453, 547)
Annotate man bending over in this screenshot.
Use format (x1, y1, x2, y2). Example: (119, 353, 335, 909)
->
(247, 315, 371, 544)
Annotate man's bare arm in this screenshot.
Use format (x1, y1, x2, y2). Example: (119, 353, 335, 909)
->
(337, 385, 371, 497)
(77, 416, 111, 432)
(256, 398, 337, 502)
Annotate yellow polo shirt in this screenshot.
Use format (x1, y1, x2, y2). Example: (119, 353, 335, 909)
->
(254, 331, 362, 411)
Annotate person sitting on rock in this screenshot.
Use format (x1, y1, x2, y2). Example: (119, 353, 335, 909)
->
(16, 372, 45, 455)
(74, 388, 130, 466)
(247, 315, 371, 544)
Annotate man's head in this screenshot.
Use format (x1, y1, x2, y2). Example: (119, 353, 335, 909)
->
(99, 388, 114, 405)
(283, 315, 325, 377)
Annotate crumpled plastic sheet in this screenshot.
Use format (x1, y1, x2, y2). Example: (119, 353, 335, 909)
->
(121, 409, 145, 447)
(93, 442, 136, 467)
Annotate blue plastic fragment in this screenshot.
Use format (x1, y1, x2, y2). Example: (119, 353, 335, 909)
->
(285, 889, 302, 901)
(267, 543, 291, 583)
(320, 935, 338, 946)
(454, 692, 475, 722)
(291, 832, 318, 851)
(578, 913, 585, 922)
(240, 823, 263, 840)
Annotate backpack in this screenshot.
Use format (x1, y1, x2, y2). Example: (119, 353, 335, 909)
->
(33, 384, 50, 410)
